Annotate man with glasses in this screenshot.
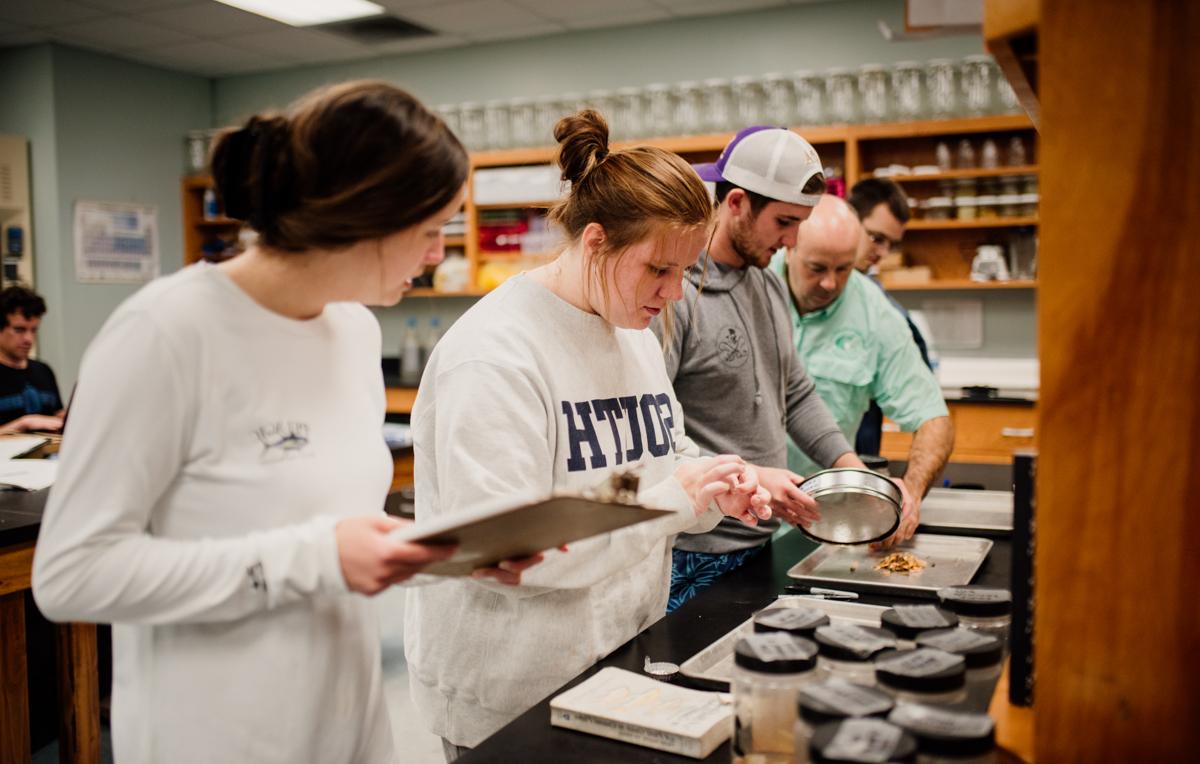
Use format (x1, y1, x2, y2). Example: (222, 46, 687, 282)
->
(846, 178, 933, 456)
(770, 195, 953, 537)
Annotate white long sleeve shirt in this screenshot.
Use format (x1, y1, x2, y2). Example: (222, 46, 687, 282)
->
(405, 275, 722, 747)
(33, 264, 396, 764)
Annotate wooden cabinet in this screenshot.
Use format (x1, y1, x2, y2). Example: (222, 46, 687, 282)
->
(181, 175, 242, 266)
(881, 400, 1036, 465)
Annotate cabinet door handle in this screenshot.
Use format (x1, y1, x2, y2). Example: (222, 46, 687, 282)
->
(1001, 427, 1035, 438)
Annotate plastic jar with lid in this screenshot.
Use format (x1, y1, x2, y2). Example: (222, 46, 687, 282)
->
(936, 587, 1013, 648)
(923, 197, 954, 221)
(974, 194, 999, 219)
(795, 678, 895, 760)
(753, 605, 831, 640)
(887, 703, 996, 763)
(810, 718, 918, 764)
(880, 605, 959, 648)
(954, 197, 979, 221)
(814, 623, 897, 686)
(874, 648, 967, 706)
(915, 629, 1004, 712)
(732, 632, 820, 762)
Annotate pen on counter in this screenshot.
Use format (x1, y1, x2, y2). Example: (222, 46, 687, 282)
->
(783, 584, 859, 600)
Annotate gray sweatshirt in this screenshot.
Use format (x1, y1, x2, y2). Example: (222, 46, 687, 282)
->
(652, 256, 853, 553)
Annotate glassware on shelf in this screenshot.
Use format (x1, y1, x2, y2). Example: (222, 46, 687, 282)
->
(732, 75, 766, 128)
(459, 101, 485, 150)
(935, 140, 953, 171)
(1007, 135, 1028, 166)
(673, 80, 704, 135)
(508, 98, 536, 147)
(559, 92, 584, 119)
(825, 67, 858, 124)
(997, 71, 1021, 114)
(483, 100, 511, 150)
(584, 89, 616, 124)
(533, 95, 560, 146)
(960, 54, 996, 116)
(644, 83, 674, 138)
(956, 138, 977, 169)
(793, 70, 826, 126)
(614, 87, 646, 141)
(701, 78, 734, 133)
(981, 138, 1000, 169)
(891, 61, 925, 121)
(1009, 231, 1038, 280)
(926, 58, 959, 118)
(857, 64, 890, 123)
(435, 105, 461, 142)
(761, 72, 793, 126)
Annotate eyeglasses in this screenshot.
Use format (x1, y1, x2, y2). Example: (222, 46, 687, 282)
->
(865, 229, 902, 252)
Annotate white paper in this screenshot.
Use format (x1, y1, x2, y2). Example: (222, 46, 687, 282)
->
(0, 436, 48, 461)
(74, 200, 160, 283)
(0, 459, 57, 490)
(920, 298, 983, 350)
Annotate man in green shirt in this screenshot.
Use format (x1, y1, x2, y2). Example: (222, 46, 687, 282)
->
(769, 195, 954, 539)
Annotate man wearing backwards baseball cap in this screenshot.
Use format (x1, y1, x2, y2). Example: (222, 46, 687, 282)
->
(651, 127, 916, 611)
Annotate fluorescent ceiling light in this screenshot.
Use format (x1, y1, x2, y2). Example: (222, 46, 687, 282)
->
(214, 0, 385, 27)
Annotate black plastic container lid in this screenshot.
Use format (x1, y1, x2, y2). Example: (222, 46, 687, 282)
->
(798, 678, 894, 725)
(733, 632, 818, 674)
(887, 703, 996, 757)
(810, 718, 918, 763)
(874, 648, 966, 694)
(880, 604, 960, 640)
(915, 627, 1004, 669)
(814, 623, 897, 662)
(753, 605, 831, 637)
(937, 585, 1013, 618)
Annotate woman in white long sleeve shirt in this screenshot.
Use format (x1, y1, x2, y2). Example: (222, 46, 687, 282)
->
(406, 110, 773, 759)
(30, 81, 535, 764)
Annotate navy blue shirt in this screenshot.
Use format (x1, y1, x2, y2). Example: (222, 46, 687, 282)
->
(0, 359, 62, 425)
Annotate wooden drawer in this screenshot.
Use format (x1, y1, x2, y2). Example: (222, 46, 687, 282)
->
(880, 401, 1037, 465)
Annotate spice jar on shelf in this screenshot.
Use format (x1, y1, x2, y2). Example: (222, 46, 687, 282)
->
(923, 197, 955, 221)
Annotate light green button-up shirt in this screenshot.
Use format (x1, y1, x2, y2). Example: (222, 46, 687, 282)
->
(768, 254, 948, 477)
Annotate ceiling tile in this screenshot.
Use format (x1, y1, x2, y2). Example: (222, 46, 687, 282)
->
(397, 0, 553, 35)
(51, 15, 194, 51)
(373, 0, 448, 10)
(225, 27, 367, 60)
(128, 37, 284, 75)
(561, 7, 674, 31)
(75, 0, 193, 12)
(658, 0, 787, 15)
(513, 0, 655, 22)
(0, 29, 51, 47)
(464, 22, 565, 43)
(368, 34, 468, 55)
(141, 1, 285, 37)
(0, 0, 107, 27)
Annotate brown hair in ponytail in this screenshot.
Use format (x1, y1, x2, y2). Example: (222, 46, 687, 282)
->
(209, 80, 468, 253)
(548, 110, 714, 334)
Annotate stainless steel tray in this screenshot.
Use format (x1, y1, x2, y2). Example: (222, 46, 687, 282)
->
(678, 598, 887, 690)
(918, 488, 1013, 534)
(786, 534, 994, 598)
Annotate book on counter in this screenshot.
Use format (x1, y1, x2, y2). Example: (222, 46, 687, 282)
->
(549, 667, 732, 759)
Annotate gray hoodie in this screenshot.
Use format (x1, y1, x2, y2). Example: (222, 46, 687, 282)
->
(651, 256, 852, 553)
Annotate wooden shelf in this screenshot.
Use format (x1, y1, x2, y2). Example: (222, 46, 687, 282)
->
(405, 287, 487, 298)
(907, 216, 1038, 230)
(444, 235, 465, 247)
(851, 113, 1034, 140)
(195, 217, 241, 227)
(475, 200, 559, 211)
(882, 278, 1037, 291)
(869, 165, 1038, 182)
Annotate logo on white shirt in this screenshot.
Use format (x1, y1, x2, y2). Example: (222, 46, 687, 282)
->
(255, 422, 311, 462)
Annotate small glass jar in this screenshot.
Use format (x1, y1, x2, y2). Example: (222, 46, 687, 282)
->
(732, 75, 766, 128)
(926, 59, 959, 118)
(753, 605, 830, 639)
(880, 605, 959, 648)
(874, 649, 968, 707)
(613, 87, 645, 141)
(956, 139, 977, 169)
(858, 64, 890, 123)
(458, 101, 485, 151)
(996, 72, 1021, 114)
(673, 80, 704, 135)
(185, 129, 209, 174)
(1017, 192, 1039, 217)
(888, 704, 997, 764)
(975, 194, 999, 219)
(643, 83, 674, 137)
(507, 98, 536, 147)
(936, 587, 1013, 648)
(584, 89, 615, 122)
(891, 61, 925, 121)
(761, 72, 793, 125)
(701, 78, 734, 133)
(1021, 175, 1039, 195)
(732, 633, 820, 762)
(814, 624, 897, 686)
(825, 68, 859, 124)
(960, 55, 996, 115)
(482, 100, 511, 150)
(955, 197, 979, 221)
(435, 104, 461, 141)
(793, 70, 827, 126)
(795, 679, 895, 758)
(916, 629, 1004, 712)
(533, 95, 560, 146)
(809, 718, 918, 764)
(996, 194, 1021, 218)
(922, 197, 954, 221)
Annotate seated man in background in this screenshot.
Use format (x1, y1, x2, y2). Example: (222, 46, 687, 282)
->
(0, 285, 64, 434)
(771, 196, 954, 538)
(846, 177, 933, 455)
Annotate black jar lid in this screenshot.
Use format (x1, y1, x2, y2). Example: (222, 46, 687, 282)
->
(936, 585, 1013, 618)
(798, 678, 894, 726)
(753, 605, 831, 637)
(810, 718, 918, 763)
(874, 648, 966, 694)
(814, 623, 897, 662)
(887, 703, 996, 757)
(915, 627, 1004, 669)
(880, 604, 959, 640)
(733, 632, 818, 674)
